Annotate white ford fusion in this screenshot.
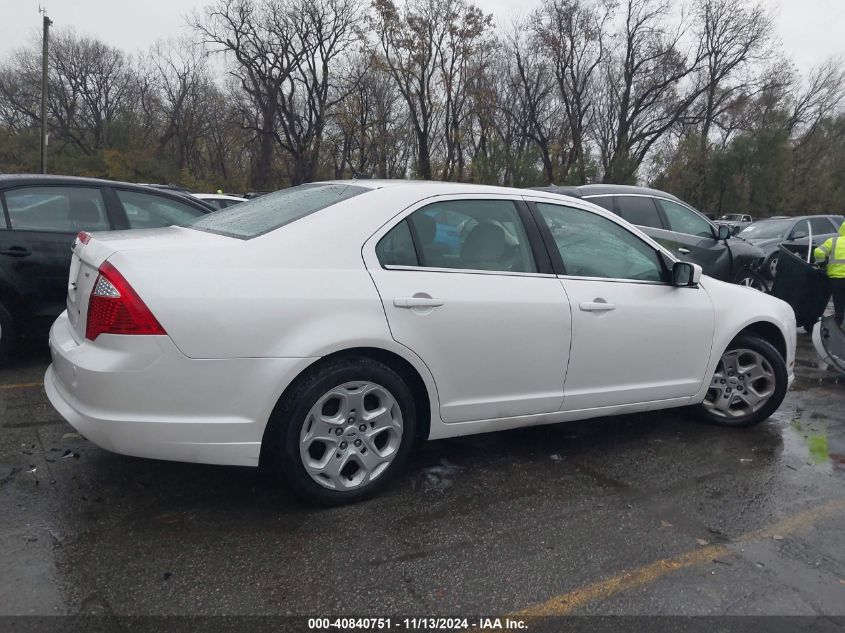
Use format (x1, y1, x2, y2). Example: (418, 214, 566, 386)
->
(46, 181, 796, 504)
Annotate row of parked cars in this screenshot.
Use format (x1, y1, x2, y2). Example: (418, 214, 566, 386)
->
(0, 173, 839, 361)
(0, 175, 245, 358)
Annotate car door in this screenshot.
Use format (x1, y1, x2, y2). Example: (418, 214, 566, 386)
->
(780, 217, 835, 260)
(364, 195, 572, 423)
(649, 197, 732, 281)
(0, 185, 111, 327)
(529, 199, 715, 411)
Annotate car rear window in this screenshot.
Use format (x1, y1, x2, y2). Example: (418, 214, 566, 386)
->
(190, 183, 369, 239)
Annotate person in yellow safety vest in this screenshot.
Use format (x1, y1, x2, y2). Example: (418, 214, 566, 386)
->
(814, 220, 845, 326)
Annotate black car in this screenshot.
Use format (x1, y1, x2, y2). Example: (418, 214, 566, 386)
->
(0, 175, 212, 358)
(738, 215, 845, 279)
(533, 185, 767, 289)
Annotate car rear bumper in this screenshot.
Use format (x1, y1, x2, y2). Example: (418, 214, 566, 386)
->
(45, 312, 317, 467)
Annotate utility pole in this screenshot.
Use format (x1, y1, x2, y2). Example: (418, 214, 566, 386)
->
(39, 6, 52, 174)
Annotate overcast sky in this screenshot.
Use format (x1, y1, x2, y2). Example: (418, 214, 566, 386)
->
(1, 0, 843, 75)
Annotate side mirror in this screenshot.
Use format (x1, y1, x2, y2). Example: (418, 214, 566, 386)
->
(790, 230, 808, 240)
(717, 225, 731, 240)
(673, 261, 702, 287)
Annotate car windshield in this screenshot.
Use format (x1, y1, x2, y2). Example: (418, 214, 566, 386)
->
(739, 220, 791, 240)
(189, 183, 369, 239)
(720, 214, 743, 221)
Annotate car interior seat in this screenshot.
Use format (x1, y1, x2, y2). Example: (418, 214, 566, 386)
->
(460, 222, 510, 271)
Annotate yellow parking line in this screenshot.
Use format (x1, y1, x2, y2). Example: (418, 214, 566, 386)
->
(513, 497, 845, 616)
(0, 381, 43, 390)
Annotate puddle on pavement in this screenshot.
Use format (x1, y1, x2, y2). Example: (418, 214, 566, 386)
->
(782, 412, 845, 475)
(414, 458, 463, 492)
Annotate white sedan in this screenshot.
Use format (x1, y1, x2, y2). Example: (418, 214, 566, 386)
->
(45, 181, 796, 504)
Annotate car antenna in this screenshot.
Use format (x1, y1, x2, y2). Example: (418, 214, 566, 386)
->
(346, 159, 372, 180)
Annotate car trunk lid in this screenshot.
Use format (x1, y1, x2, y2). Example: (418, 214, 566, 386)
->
(65, 227, 231, 343)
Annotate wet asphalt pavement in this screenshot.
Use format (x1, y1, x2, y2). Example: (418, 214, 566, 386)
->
(1, 334, 844, 619)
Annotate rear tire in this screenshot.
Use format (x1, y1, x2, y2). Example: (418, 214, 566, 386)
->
(264, 357, 417, 506)
(693, 334, 788, 428)
(0, 302, 15, 364)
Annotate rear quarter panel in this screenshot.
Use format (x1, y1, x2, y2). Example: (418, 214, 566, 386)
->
(103, 187, 444, 364)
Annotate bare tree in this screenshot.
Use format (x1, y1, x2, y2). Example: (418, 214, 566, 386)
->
(594, 0, 706, 183)
(532, 0, 609, 183)
(148, 39, 221, 176)
(787, 56, 845, 136)
(274, 0, 365, 184)
(438, 2, 492, 180)
(371, 0, 449, 179)
(501, 22, 561, 184)
(192, 0, 305, 188)
(694, 0, 773, 148)
(330, 52, 412, 178)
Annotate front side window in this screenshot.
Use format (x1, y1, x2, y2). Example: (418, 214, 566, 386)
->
(790, 219, 809, 238)
(116, 190, 206, 229)
(376, 200, 537, 273)
(3, 186, 109, 232)
(615, 196, 663, 229)
(535, 202, 665, 282)
(658, 199, 714, 238)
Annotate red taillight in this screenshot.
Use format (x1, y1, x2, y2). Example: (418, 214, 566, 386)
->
(85, 261, 166, 340)
(76, 231, 91, 245)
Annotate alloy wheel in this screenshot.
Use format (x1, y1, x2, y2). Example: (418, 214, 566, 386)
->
(298, 381, 404, 491)
(702, 348, 777, 420)
(736, 274, 766, 291)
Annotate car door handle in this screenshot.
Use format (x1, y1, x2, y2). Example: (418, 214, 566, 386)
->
(579, 300, 616, 312)
(678, 247, 691, 254)
(394, 296, 444, 308)
(0, 246, 31, 257)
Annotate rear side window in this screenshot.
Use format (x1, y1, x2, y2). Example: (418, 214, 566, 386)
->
(615, 196, 662, 228)
(376, 220, 418, 267)
(116, 190, 206, 229)
(376, 200, 537, 273)
(3, 186, 109, 232)
(191, 183, 369, 239)
(588, 196, 615, 213)
(809, 217, 836, 235)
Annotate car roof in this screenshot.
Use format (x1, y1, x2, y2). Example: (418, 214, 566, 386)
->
(305, 179, 589, 201)
(0, 174, 192, 195)
(193, 193, 247, 201)
(754, 215, 836, 222)
(530, 183, 684, 203)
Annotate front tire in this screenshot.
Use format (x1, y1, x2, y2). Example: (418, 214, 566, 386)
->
(733, 268, 768, 291)
(693, 334, 788, 428)
(766, 253, 779, 280)
(265, 357, 417, 506)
